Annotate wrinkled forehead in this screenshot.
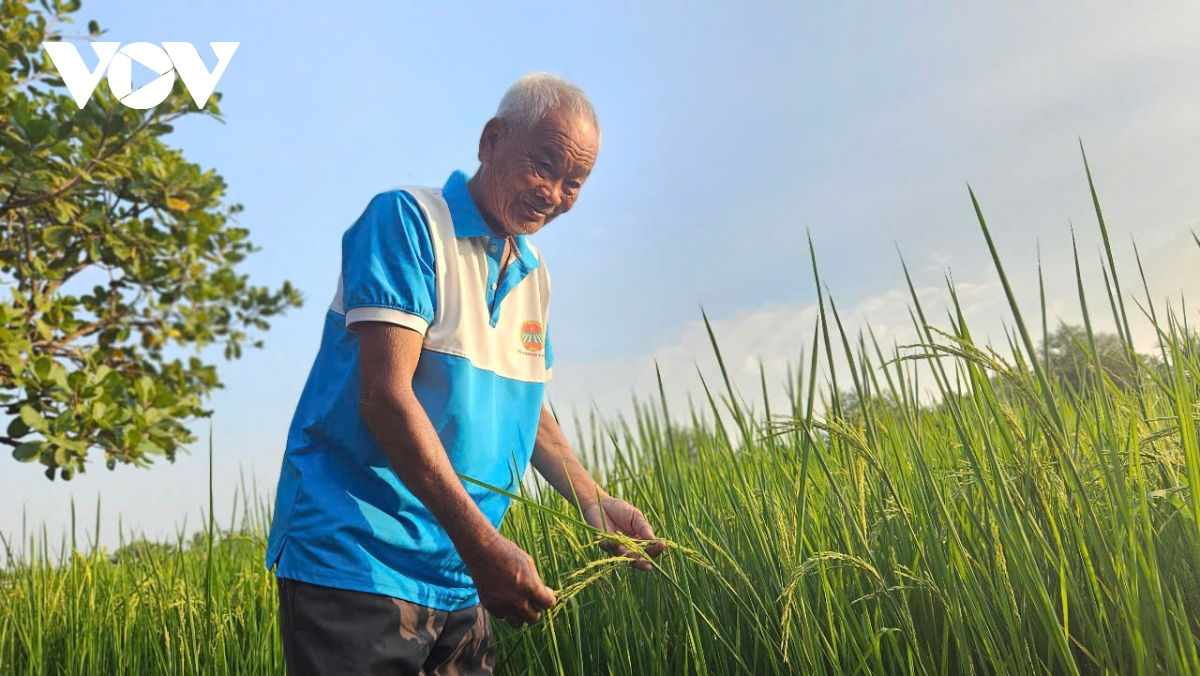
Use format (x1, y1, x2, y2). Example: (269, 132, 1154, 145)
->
(516, 107, 600, 151)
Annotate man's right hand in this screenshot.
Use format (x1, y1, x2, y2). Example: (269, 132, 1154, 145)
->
(461, 530, 556, 628)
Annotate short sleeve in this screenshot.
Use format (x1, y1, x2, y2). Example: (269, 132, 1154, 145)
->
(340, 190, 437, 334)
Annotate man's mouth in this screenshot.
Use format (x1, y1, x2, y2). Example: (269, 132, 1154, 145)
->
(522, 200, 550, 221)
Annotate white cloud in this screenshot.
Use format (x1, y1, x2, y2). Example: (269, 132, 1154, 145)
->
(547, 277, 1008, 442)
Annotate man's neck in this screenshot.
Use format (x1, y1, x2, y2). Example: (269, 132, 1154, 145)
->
(465, 171, 507, 238)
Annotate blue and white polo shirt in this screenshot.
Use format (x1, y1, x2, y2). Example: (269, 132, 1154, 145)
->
(265, 170, 553, 611)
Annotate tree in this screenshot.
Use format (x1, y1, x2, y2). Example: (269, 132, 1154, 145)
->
(1039, 323, 1151, 392)
(830, 323, 1153, 424)
(833, 387, 903, 422)
(0, 0, 302, 479)
(108, 537, 177, 565)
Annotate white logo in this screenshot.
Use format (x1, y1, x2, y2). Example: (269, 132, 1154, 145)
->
(41, 42, 239, 110)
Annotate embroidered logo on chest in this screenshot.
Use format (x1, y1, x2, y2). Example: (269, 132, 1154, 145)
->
(519, 320, 544, 355)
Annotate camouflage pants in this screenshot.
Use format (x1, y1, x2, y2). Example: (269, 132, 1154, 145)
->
(276, 576, 495, 676)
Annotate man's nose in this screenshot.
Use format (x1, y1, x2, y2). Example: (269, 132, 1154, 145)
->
(537, 183, 564, 209)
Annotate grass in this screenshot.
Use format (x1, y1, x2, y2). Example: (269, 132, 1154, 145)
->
(2, 161, 1199, 674)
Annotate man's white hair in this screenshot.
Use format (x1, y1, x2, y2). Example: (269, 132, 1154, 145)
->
(495, 72, 599, 136)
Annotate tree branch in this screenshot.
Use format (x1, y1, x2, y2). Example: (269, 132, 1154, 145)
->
(0, 163, 31, 214)
(1, 108, 192, 218)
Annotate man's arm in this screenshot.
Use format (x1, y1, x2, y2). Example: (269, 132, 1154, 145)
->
(356, 322, 556, 626)
(530, 405, 667, 570)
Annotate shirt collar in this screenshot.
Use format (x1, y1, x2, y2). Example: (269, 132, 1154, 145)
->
(441, 170, 539, 269)
(442, 170, 492, 238)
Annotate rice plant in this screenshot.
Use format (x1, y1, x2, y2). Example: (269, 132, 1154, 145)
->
(2, 160, 1198, 674)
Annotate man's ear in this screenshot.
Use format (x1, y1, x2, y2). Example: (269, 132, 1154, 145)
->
(478, 117, 506, 164)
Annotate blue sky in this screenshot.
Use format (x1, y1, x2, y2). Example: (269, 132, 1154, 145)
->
(4, 1, 1200, 551)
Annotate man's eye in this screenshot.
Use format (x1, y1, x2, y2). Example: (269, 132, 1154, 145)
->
(536, 160, 554, 174)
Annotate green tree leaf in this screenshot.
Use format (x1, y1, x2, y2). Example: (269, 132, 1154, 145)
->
(19, 405, 47, 432)
(13, 440, 42, 462)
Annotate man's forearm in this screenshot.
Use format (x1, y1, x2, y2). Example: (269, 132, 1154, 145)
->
(360, 388, 499, 558)
(530, 406, 606, 509)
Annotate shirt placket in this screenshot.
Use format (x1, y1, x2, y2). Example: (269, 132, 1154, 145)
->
(484, 235, 531, 327)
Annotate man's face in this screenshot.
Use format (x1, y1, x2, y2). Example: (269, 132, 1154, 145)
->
(475, 106, 600, 237)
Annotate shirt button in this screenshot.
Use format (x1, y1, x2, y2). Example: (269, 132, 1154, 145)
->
(490, 283, 497, 290)
(489, 244, 498, 253)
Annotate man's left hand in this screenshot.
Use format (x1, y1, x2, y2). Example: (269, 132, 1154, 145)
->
(581, 494, 667, 571)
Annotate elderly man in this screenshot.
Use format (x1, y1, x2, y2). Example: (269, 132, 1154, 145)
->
(264, 72, 664, 676)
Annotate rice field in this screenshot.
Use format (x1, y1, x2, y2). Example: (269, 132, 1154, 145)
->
(2, 165, 1199, 674)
